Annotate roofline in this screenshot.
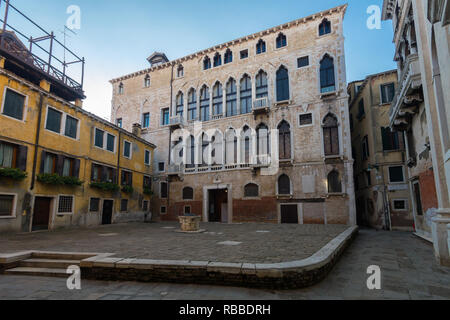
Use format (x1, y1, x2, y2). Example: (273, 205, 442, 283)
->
(110, 4, 348, 84)
(348, 69, 398, 106)
(0, 68, 156, 149)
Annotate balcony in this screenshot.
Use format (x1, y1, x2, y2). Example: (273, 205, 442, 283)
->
(168, 164, 182, 176)
(169, 115, 184, 129)
(253, 97, 270, 116)
(389, 54, 423, 130)
(252, 155, 271, 169)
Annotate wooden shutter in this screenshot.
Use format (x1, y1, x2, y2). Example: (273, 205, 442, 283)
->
(39, 151, 47, 173)
(73, 159, 80, 178)
(17, 145, 28, 171)
(112, 169, 118, 184)
(129, 172, 133, 186)
(56, 155, 64, 176)
(121, 170, 125, 186)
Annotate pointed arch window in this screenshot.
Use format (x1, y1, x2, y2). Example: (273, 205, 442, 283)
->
(276, 66, 289, 101)
(320, 55, 335, 93)
(201, 133, 209, 166)
(200, 86, 210, 122)
(240, 75, 252, 114)
(187, 135, 195, 168)
(256, 39, 266, 54)
(226, 78, 237, 117)
(213, 53, 222, 67)
(224, 49, 233, 64)
(188, 89, 197, 121)
(319, 19, 331, 36)
(257, 123, 269, 161)
(176, 92, 184, 117)
(212, 82, 223, 116)
(278, 121, 291, 160)
(323, 114, 340, 156)
(203, 56, 211, 70)
(144, 75, 150, 88)
(328, 170, 342, 193)
(276, 33, 287, 48)
(225, 129, 238, 164)
(242, 126, 251, 164)
(256, 70, 268, 99)
(278, 174, 291, 195)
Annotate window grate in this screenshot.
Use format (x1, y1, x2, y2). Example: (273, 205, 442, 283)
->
(58, 196, 74, 213)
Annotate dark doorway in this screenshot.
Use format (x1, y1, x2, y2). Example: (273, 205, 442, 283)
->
(102, 200, 114, 225)
(32, 197, 52, 231)
(280, 204, 298, 224)
(208, 189, 228, 222)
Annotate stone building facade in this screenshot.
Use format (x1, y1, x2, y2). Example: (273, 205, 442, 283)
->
(348, 70, 414, 231)
(0, 13, 155, 233)
(111, 5, 356, 226)
(382, 0, 450, 265)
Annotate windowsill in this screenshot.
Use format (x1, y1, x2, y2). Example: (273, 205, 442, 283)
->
(327, 193, 346, 198)
(0, 216, 16, 219)
(56, 213, 73, 216)
(1, 113, 25, 123)
(324, 155, 344, 160)
(274, 100, 291, 106)
(320, 91, 337, 99)
(243, 197, 261, 200)
(276, 194, 293, 199)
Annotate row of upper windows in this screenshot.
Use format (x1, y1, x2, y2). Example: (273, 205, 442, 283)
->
(115, 19, 332, 94)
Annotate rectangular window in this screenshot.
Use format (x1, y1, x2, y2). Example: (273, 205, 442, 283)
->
(44, 153, 57, 174)
(106, 134, 115, 152)
(143, 176, 151, 189)
(89, 198, 100, 212)
(142, 113, 150, 128)
(299, 113, 313, 126)
(381, 127, 401, 151)
(145, 150, 150, 165)
(160, 182, 168, 199)
(158, 162, 165, 172)
(0, 142, 18, 168)
(161, 108, 169, 126)
(297, 56, 309, 68)
(46, 108, 62, 133)
(160, 206, 167, 215)
(123, 141, 131, 158)
(393, 199, 407, 211)
(361, 136, 369, 161)
(95, 128, 104, 148)
(62, 158, 74, 177)
(58, 196, 74, 214)
(184, 206, 191, 215)
(2, 88, 25, 120)
(121, 170, 132, 186)
(0, 194, 15, 217)
(120, 199, 128, 212)
(357, 99, 365, 120)
(117, 118, 122, 128)
(64, 115, 78, 139)
(381, 83, 395, 104)
(240, 49, 248, 59)
(389, 166, 404, 183)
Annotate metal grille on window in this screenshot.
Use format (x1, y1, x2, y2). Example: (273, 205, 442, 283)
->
(58, 196, 73, 213)
(89, 198, 100, 212)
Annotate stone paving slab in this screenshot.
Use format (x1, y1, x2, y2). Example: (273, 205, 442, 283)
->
(0, 222, 348, 264)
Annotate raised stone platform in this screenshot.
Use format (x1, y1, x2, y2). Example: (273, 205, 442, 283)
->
(0, 226, 358, 289)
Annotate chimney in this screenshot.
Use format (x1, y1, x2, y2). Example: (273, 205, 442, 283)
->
(132, 123, 142, 137)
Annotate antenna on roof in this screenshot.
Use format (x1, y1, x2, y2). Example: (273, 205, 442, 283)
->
(59, 25, 77, 67)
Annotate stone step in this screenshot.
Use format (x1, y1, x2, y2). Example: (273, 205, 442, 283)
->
(19, 258, 80, 269)
(4, 267, 68, 278)
(31, 252, 96, 261)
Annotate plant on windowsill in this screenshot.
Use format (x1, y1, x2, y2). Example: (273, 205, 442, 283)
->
(121, 185, 134, 194)
(90, 181, 120, 192)
(143, 187, 153, 195)
(37, 173, 83, 186)
(0, 168, 27, 181)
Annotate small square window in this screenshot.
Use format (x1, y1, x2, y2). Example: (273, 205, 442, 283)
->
(389, 166, 404, 183)
(297, 56, 309, 68)
(120, 199, 128, 212)
(124, 141, 132, 158)
(0, 194, 15, 217)
(240, 49, 249, 59)
(393, 200, 407, 211)
(89, 198, 100, 212)
(299, 113, 313, 126)
(160, 206, 167, 215)
(2, 89, 25, 120)
(184, 206, 191, 215)
(46, 108, 62, 133)
(58, 196, 74, 214)
(116, 119, 122, 128)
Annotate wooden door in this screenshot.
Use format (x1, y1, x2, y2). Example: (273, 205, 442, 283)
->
(32, 197, 51, 231)
(102, 200, 113, 225)
(281, 204, 298, 224)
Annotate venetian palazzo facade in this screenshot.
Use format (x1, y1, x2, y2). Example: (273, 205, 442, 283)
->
(0, 4, 155, 233)
(111, 5, 356, 225)
(348, 70, 414, 231)
(382, 0, 450, 265)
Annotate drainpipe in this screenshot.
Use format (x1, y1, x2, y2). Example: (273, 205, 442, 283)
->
(30, 93, 44, 191)
(167, 63, 174, 214)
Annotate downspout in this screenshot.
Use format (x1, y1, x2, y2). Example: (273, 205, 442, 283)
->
(167, 63, 174, 214)
(30, 93, 44, 191)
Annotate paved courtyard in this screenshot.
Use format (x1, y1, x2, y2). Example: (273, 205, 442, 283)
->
(0, 222, 347, 263)
(0, 227, 449, 300)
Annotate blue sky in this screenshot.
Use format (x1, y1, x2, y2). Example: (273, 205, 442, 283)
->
(13, 0, 396, 119)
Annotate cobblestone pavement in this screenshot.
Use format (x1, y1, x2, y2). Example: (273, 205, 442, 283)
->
(0, 222, 347, 263)
(1, 228, 449, 300)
